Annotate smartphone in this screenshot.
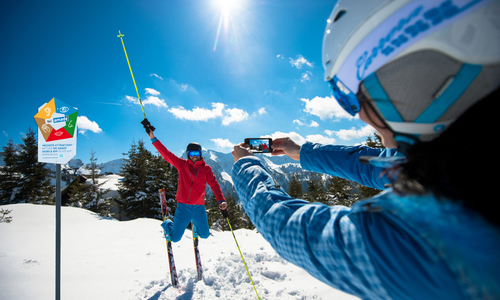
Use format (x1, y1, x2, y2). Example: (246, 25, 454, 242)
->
(245, 138, 273, 153)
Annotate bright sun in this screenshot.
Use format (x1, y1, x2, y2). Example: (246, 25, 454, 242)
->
(214, 0, 238, 13)
(211, 0, 248, 52)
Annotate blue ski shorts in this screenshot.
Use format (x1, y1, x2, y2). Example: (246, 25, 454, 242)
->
(161, 203, 209, 243)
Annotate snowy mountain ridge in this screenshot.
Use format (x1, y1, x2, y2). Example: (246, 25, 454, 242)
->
(1, 146, 311, 194)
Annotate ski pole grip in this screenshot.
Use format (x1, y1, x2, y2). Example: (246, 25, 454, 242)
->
(141, 118, 155, 134)
(221, 209, 229, 219)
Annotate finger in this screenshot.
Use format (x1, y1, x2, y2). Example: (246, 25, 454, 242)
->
(271, 149, 286, 156)
(272, 137, 288, 145)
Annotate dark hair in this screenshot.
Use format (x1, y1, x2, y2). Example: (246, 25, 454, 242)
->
(392, 87, 499, 227)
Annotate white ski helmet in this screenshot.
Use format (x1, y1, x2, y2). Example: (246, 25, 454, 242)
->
(322, 0, 500, 149)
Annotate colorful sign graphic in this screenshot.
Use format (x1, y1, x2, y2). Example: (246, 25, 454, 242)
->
(34, 98, 78, 142)
(35, 98, 78, 164)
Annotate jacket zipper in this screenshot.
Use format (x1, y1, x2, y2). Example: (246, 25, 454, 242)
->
(186, 163, 200, 204)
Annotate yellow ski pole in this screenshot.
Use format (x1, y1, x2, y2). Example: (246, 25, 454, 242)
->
(117, 30, 147, 119)
(221, 209, 262, 300)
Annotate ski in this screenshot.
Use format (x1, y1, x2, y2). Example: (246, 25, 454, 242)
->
(159, 189, 180, 288)
(192, 223, 203, 281)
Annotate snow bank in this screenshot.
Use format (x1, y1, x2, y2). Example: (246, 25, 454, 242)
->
(0, 204, 359, 300)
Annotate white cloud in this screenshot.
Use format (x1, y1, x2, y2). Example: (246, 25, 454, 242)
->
(265, 90, 281, 96)
(305, 134, 337, 145)
(143, 96, 168, 108)
(168, 79, 196, 93)
(125, 94, 167, 109)
(265, 131, 307, 145)
(222, 108, 249, 126)
(77, 116, 102, 135)
(252, 107, 267, 117)
(325, 125, 376, 140)
(293, 119, 319, 128)
(301, 71, 312, 82)
(168, 102, 225, 121)
(266, 131, 338, 146)
(211, 138, 235, 151)
(168, 103, 250, 125)
(150, 73, 164, 80)
(293, 119, 305, 126)
(289, 55, 312, 69)
(145, 88, 160, 96)
(125, 95, 139, 105)
(180, 84, 189, 91)
(301, 96, 355, 120)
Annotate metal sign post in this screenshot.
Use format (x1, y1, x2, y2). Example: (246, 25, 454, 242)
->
(34, 98, 78, 300)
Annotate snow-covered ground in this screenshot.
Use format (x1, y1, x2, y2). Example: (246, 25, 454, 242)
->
(0, 204, 359, 300)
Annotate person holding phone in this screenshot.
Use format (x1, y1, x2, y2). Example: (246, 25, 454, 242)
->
(231, 0, 500, 299)
(142, 121, 227, 242)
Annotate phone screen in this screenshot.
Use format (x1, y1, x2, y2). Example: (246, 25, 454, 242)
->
(245, 138, 272, 153)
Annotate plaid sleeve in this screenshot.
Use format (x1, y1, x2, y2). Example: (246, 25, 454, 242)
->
(231, 157, 390, 299)
(300, 142, 393, 190)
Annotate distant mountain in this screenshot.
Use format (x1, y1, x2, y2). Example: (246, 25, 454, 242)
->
(0, 146, 312, 196)
(100, 158, 127, 174)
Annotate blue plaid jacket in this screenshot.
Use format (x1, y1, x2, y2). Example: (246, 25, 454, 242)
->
(231, 143, 500, 300)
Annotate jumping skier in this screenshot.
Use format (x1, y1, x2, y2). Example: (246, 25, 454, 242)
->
(141, 119, 227, 242)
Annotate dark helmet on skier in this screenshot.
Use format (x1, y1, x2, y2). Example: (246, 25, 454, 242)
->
(186, 142, 202, 158)
(322, 0, 500, 152)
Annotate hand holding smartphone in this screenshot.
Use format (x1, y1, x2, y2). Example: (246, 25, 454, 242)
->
(244, 138, 273, 153)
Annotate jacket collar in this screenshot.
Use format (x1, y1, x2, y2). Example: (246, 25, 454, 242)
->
(188, 158, 205, 167)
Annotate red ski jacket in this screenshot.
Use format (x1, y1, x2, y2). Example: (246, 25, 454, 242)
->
(152, 139, 225, 206)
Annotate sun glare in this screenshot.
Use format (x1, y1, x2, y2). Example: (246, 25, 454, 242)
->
(212, 0, 246, 52)
(214, 0, 237, 13)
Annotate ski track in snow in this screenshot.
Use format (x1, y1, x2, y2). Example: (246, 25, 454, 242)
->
(135, 252, 300, 300)
(0, 204, 359, 300)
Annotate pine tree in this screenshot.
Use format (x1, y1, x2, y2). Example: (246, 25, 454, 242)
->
(365, 132, 384, 148)
(66, 175, 88, 207)
(118, 140, 152, 219)
(118, 140, 178, 220)
(220, 192, 249, 230)
(287, 173, 303, 199)
(67, 150, 112, 216)
(206, 191, 254, 231)
(304, 172, 328, 204)
(326, 176, 359, 207)
(14, 127, 54, 204)
(0, 139, 19, 204)
(358, 132, 385, 199)
(146, 154, 178, 219)
(0, 208, 13, 223)
(87, 149, 101, 185)
(238, 197, 255, 230)
(206, 193, 221, 230)
(84, 181, 113, 217)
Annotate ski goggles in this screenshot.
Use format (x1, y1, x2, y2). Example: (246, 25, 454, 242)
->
(328, 77, 360, 117)
(188, 150, 201, 157)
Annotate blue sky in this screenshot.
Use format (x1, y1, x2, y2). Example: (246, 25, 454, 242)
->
(0, 0, 375, 163)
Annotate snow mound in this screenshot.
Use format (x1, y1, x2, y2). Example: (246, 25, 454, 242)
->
(0, 204, 358, 300)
